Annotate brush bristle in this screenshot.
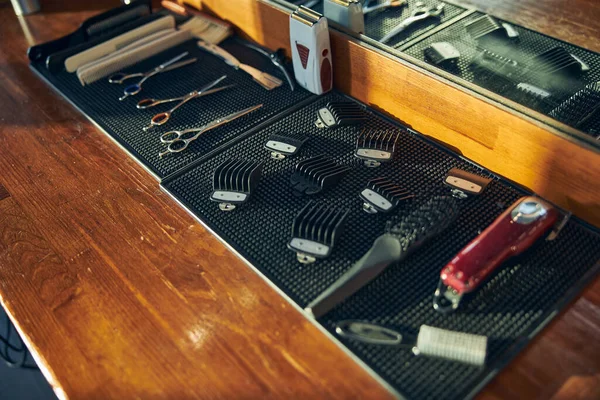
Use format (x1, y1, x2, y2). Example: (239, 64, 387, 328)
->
(387, 195, 459, 252)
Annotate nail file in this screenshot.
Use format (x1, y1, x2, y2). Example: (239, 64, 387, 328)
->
(433, 196, 558, 313)
(65, 15, 176, 73)
(290, 6, 333, 95)
(335, 321, 487, 366)
(323, 0, 365, 34)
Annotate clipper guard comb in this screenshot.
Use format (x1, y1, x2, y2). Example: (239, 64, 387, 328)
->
(264, 132, 309, 160)
(287, 201, 349, 264)
(355, 128, 400, 167)
(359, 177, 414, 214)
(210, 159, 263, 211)
(290, 155, 352, 196)
(315, 102, 367, 128)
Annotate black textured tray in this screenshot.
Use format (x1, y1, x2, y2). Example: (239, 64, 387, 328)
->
(403, 11, 600, 139)
(31, 37, 313, 179)
(307, 0, 466, 48)
(162, 91, 600, 399)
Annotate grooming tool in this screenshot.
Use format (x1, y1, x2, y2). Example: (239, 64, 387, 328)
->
(179, 14, 233, 44)
(516, 83, 552, 100)
(470, 49, 520, 81)
(381, 2, 444, 45)
(114, 52, 197, 101)
(64, 16, 176, 73)
(323, 0, 365, 34)
(239, 41, 295, 91)
(354, 128, 400, 167)
(315, 102, 367, 128)
(161, 0, 188, 15)
(549, 81, 600, 129)
(363, 0, 407, 15)
(423, 42, 460, 68)
(210, 159, 264, 211)
(290, 155, 352, 196)
(335, 321, 487, 366)
(287, 201, 349, 264)
(359, 177, 414, 214)
(197, 40, 283, 90)
(305, 196, 459, 318)
(464, 15, 517, 47)
(444, 167, 492, 199)
(140, 76, 232, 131)
(76, 29, 192, 85)
(265, 132, 308, 159)
(433, 196, 558, 313)
(528, 47, 585, 78)
(158, 104, 263, 158)
(290, 6, 333, 95)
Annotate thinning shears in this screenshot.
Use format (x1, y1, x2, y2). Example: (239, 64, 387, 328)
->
(158, 104, 263, 158)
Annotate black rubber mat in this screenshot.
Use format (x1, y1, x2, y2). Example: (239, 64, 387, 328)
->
(30, 37, 313, 179)
(403, 11, 600, 139)
(162, 91, 600, 400)
(306, 0, 466, 48)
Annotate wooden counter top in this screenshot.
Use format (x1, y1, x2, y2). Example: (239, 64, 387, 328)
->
(0, 1, 598, 399)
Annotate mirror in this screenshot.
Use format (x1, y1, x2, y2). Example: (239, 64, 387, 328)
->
(272, 0, 600, 147)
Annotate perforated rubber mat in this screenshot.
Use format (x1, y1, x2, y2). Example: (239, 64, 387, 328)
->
(31, 38, 313, 179)
(403, 11, 600, 139)
(162, 92, 600, 400)
(306, 0, 466, 48)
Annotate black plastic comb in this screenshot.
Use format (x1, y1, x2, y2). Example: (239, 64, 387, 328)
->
(528, 47, 583, 77)
(359, 177, 415, 214)
(465, 15, 517, 48)
(423, 42, 461, 69)
(264, 132, 308, 159)
(315, 102, 367, 128)
(287, 201, 349, 264)
(355, 128, 400, 167)
(305, 196, 460, 318)
(210, 159, 263, 211)
(290, 155, 352, 196)
(549, 81, 600, 130)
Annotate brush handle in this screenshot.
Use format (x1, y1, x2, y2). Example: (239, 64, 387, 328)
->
(441, 196, 558, 295)
(197, 41, 240, 68)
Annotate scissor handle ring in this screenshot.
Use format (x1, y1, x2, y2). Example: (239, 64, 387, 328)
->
(124, 84, 142, 96)
(152, 112, 170, 126)
(108, 73, 127, 84)
(167, 140, 188, 153)
(160, 131, 180, 143)
(137, 99, 155, 109)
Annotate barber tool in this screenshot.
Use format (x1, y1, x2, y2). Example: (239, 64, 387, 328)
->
(360, 177, 414, 214)
(290, 6, 333, 95)
(381, 2, 444, 45)
(354, 128, 400, 167)
(471, 49, 520, 81)
(433, 196, 559, 313)
(465, 15, 518, 48)
(335, 321, 487, 366)
(108, 52, 197, 100)
(549, 81, 600, 129)
(287, 201, 349, 264)
(290, 155, 352, 196)
(210, 159, 264, 211)
(315, 102, 367, 128)
(197, 40, 283, 90)
(158, 104, 263, 158)
(444, 167, 492, 199)
(238, 40, 295, 91)
(516, 83, 552, 100)
(265, 132, 308, 159)
(305, 196, 459, 318)
(139, 76, 232, 131)
(179, 14, 233, 44)
(363, 0, 407, 15)
(525, 47, 587, 91)
(423, 42, 460, 68)
(323, 0, 365, 34)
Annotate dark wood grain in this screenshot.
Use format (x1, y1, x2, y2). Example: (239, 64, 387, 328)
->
(0, 1, 599, 400)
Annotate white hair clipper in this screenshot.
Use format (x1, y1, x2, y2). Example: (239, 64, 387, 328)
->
(290, 6, 333, 95)
(324, 0, 365, 34)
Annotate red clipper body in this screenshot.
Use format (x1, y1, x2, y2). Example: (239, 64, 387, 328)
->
(433, 196, 559, 313)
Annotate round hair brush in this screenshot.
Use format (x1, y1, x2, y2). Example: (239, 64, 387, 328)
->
(305, 196, 460, 318)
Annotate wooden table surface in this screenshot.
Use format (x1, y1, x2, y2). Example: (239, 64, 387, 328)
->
(0, 0, 599, 399)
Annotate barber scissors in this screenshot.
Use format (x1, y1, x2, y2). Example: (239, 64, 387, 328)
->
(138, 75, 234, 131)
(158, 104, 263, 158)
(108, 52, 197, 101)
(380, 2, 444, 44)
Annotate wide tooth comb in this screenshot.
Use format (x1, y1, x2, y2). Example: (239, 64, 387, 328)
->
(315, 102, 367, 128)
(287, 201, 349, 264)
(355, 128, 400, 167)
(264, 132, 309, 159)
(359, 177, 415, 214)
(549, 81, 600, 130)
(210, 159, 263, 211)
(290, 155, 352, 196)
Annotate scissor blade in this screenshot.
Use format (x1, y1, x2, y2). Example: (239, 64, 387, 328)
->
(198, 75, 228, 93)
(159, 52, 189, 69)
(200, 104, 264, 134)
(197, 84, 236, 98)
